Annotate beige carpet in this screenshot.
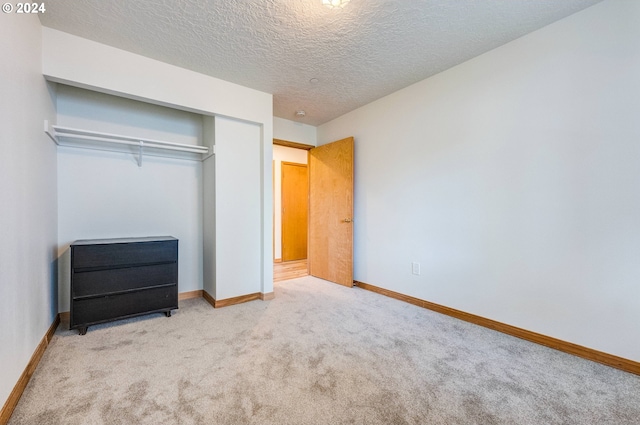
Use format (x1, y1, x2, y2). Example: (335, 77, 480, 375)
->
(9, 276, 640, 424)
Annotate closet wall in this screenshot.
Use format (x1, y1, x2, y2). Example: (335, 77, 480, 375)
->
(203, 116, 263, 301)
(56, 85, 204, 312)
(44, 27, 274, 309)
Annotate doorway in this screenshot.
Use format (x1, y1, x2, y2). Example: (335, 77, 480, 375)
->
(273, 142, 311, 282)
(272, 137, 354, 286)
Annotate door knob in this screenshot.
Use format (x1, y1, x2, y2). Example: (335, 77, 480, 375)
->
(343, 218, 352, 223)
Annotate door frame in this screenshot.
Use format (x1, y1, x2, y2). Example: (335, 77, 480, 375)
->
(273, 139, 313, 268)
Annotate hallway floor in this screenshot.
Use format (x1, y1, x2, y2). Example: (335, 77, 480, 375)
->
(274, 259, 308, 282)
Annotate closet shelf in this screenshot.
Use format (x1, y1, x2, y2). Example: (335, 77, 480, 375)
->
(44, 120, 210, 166)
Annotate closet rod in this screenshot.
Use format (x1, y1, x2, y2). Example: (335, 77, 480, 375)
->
(51, 125, 208, 153)
(56, 133, 207, 154)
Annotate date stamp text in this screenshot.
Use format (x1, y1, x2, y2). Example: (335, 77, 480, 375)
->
(2, 3, 46, 13)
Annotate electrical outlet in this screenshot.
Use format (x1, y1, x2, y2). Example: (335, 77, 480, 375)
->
(412, 262, 420, 275)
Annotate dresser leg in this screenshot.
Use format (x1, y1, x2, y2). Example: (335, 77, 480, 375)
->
(79, 327, 87, 335)
(165, 310, 172, 318)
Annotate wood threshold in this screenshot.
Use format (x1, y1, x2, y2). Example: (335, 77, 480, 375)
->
(179, 290, 203, 300)
(0, 314, 60, 425)
(354, 280, 640, 376)
(273, 138, 314, 150)
(274, 259, 309, 282)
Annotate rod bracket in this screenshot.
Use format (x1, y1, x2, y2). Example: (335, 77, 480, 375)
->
(138, 141, 144, 167)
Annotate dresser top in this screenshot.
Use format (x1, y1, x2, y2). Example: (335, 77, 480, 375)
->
(71, 236, 177, 246)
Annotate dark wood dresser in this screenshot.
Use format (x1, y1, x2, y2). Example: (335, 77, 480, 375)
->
(70, 236, 178, 335)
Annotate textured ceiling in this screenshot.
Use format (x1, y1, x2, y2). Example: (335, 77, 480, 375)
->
(39, 0, 602, 126)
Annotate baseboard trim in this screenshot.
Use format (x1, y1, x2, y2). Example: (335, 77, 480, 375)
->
(0, 314, 60, 425)
(179, 290, 203, 300)
(354, 280, 640, 376)
(214, 292, 262, 308)
(260, 292, 275, 301)
(274, 258, 283, 263)
(202, 291, 272, 308)
(202, 290, 216, 308)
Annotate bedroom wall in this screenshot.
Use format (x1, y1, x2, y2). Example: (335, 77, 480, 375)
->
(55, 86, 204, 312)
(273, 117, 317, 146)
(0, 14, 57, 411)
(317, 0, 640, 361)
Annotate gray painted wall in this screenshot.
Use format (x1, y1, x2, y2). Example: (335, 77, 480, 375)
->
(318, 0, 640, 361)
(0, 14, 58, 407)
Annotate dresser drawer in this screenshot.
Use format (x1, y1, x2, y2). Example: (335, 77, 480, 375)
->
(72, 240, 177, 269)
(71, 285, 178, 327)
(72, 263, 177, 298)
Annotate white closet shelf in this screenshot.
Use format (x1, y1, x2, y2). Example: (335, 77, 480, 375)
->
(44, 120, 210, 166)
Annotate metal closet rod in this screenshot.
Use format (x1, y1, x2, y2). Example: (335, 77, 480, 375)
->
(44, 121, 209, 166)
(49, 124, 209, 151)
(55, 133, 206, 153)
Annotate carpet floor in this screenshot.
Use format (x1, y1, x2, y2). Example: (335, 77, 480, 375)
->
(8, 276, 640, 424)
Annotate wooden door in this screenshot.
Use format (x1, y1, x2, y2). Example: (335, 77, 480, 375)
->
(308, 137, 354, 287)
(282, 162, 308, 261)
